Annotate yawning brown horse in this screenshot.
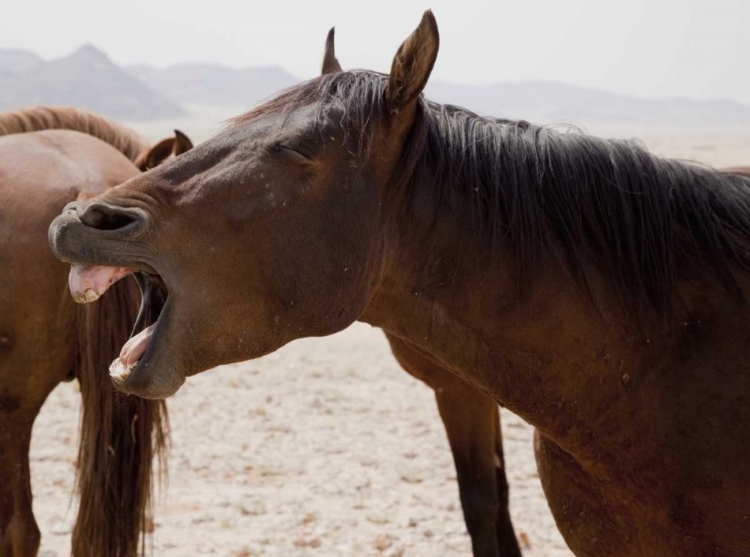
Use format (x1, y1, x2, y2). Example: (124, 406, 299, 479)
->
(49, 11, 750, 557)
(0, 106, 189, 557)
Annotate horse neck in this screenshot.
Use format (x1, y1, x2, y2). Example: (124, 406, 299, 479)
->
(0, 106, 149, 163)
(361, 164, 663, 461)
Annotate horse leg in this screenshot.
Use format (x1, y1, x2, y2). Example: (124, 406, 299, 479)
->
(0, 355, 69, 557)
(0, 414, 40, 557)
(0, 298, 76, 556)
(385, 333, 521, 557)
(434, 381, 521, 557)
(491, 405, 519, 557)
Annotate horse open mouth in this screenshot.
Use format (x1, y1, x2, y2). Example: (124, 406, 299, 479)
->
(69, 265, 168, 383)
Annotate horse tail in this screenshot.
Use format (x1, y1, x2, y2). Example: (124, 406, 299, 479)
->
(72, 276, 169, 556)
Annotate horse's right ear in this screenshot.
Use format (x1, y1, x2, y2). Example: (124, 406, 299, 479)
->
(385, 10, 439, 114)
(321, 27, 343, 75)
(173, 129, 194, 155)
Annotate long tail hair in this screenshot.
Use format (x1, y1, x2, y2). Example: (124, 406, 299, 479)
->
(73, 275, 168, 556)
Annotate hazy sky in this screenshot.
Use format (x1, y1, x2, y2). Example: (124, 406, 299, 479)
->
(3, 0, 750, 103)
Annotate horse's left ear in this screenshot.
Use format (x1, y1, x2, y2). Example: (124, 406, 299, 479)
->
(134, 137, 174, 171)
(173, 129, 194, 155)
(385, 10, 439, 114)
(134, 130, 194, 171)
(322, 27, 343, 75)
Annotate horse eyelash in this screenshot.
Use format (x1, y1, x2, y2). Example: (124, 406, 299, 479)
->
(270, 142, 314, 163)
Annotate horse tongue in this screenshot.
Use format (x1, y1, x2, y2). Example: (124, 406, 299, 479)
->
(68, 264, 132, 304)
(119, 324, 155, 367)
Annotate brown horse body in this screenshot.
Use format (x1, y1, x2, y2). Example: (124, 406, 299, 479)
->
(0, 107, 186, 556)
(49, 13, 750, 557)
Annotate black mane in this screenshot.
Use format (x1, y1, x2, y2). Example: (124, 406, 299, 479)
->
(238, 71, 750, 315)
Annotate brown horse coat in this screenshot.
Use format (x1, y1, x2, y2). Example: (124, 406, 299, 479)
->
(49, 13, 750, 557)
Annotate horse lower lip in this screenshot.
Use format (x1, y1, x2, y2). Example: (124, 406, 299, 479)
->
(119, 324, 155, 367)
(110, 324, 155, 380)
(109, 271, 168, 380)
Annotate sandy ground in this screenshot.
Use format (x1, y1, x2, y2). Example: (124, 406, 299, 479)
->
(28, 110, 750, 556)
(32, 324, 571, 557)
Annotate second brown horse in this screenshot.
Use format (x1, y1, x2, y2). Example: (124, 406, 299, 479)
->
(0, 107, 190, 556)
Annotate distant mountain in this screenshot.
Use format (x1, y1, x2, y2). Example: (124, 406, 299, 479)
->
(3, 42, 749, 127)
(0, 49, 42, 77)
(128, 63, 298, 107)
(129, 64, 750, 126)
(0, 45, 185, 121)
(425, 81, 750, 127)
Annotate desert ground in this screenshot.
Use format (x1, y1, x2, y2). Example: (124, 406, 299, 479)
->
(30, 107, 750, 556)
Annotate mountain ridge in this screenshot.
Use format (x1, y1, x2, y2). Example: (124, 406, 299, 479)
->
(127, 63, 298, 107)
(0, 45, 185, 121)
(3, 43, 750, 127)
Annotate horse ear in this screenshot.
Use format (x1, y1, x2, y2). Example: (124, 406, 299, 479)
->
(322, 27, 343, 75)
(135, 137, 174, 171)
(385, 10, 439, 114)
(173, 129, 194, 155)
(134, 131, 193, 172)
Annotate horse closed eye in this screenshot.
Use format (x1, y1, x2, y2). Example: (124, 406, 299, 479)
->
(272, 143, 314, 165)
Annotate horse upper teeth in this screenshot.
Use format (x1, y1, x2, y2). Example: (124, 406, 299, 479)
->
(84, 288, 101, 303)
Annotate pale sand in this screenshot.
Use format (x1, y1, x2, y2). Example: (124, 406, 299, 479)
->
(30, 113, 750, 556)
(33, 324, 570, 557)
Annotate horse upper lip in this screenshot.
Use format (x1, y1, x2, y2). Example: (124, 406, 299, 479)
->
(49, 207, 88, 264)
(48, 204, 155, 272)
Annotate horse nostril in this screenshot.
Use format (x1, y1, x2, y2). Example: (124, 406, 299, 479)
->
(78, 202, 144, 232)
